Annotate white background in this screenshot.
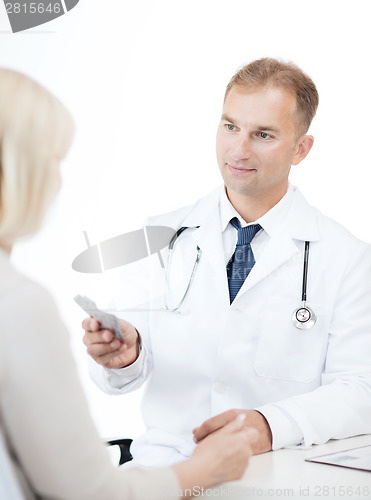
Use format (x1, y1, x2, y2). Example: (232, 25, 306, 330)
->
(0, 0, 370, 441)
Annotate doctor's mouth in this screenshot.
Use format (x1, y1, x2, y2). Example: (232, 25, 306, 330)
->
(226, 163, 257, 175)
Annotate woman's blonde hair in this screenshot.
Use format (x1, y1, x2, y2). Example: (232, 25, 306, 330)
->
(0, 68, 74, 248)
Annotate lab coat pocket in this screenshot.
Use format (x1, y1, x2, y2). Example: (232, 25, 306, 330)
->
(253, 300, 328, 384)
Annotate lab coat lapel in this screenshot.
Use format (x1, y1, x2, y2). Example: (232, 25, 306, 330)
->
(181, 188, 229, 301)
(192, 218, 228, 285)
(176, 186, 320, 303)
(236, 233, 299, 296)
(234, 188, 320, 299)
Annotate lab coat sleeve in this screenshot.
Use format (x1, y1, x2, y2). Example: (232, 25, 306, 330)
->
(88, 338, 154, 394)
(255, 406, 305, 450)
(88, 215, 163, 395)
(257, 241, 371, 449)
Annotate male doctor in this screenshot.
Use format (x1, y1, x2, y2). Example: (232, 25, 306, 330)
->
(83, 58, 371, 466)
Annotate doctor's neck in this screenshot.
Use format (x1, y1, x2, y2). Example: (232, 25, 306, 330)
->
(225, 183, 288, 223)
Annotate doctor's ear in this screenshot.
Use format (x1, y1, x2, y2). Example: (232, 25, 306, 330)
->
(292, 135, 314, 166)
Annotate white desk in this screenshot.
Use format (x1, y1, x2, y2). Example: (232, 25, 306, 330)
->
(207, 435, 371, 499)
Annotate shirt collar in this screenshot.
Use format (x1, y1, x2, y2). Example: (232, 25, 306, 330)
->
(219, 183, 296, 237)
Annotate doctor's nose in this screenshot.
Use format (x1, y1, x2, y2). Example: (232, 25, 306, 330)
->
(230, 135, 253, 161)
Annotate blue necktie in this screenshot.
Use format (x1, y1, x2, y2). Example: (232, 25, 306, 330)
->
(227, 217, 261, 304)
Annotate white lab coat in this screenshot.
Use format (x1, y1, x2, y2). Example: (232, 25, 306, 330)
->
(89, 185, 371, 466)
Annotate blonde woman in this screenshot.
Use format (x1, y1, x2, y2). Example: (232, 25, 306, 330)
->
(0, 68, 256, 500)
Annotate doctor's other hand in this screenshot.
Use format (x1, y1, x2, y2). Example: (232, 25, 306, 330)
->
(192, 409, 272, 455)
(173, 414, 258, 493)
(82, 317, 139, 369)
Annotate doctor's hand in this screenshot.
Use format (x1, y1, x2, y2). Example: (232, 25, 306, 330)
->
(82, 317, 140, 369)
(173, 414, 258, 494)
(192, 409, 272, 455)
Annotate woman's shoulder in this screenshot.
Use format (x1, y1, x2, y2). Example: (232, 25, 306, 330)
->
(0, 250, 57, 321)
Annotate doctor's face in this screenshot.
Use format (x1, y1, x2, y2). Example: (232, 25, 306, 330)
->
(216, 85, 311, 209)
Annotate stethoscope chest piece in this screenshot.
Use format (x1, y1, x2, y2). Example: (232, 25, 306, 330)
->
(292, 303, 317, 330)
(292, 240, 317, 330)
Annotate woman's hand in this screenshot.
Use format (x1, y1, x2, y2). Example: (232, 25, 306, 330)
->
(173, 414, 258, 496)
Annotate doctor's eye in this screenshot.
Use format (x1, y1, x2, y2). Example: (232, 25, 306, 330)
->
(259, 132, 271, 140)
(225, 124, 236, 132)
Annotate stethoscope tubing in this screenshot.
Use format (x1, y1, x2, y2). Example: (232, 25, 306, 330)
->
(293, 240, 317, 330)
(164, 241, 201, 312)
(302, 241, 310, 302)
(166, 228, 317, 329)
(107, 227, 317, 328)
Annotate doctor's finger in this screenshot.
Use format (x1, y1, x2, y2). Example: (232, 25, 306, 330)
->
(82, 317, 100, 332)
(82, 329, 114, 347)
(221, 413, 247, 433)
(193, 409, 241, 442)
(221, 418, 259, 444)
(92, 346, 128, 368)
(195, 409, 243, 439)
(85, 337, 124, 357)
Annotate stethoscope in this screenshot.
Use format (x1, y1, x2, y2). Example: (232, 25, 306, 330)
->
(105, 226, 202, 315)
(164, 227, 317, 330)
(163, 227, 201, 312)
(292, 240, 317, 330)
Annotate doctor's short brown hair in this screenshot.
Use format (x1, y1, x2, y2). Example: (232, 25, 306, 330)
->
(225, 58, 319, 137)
